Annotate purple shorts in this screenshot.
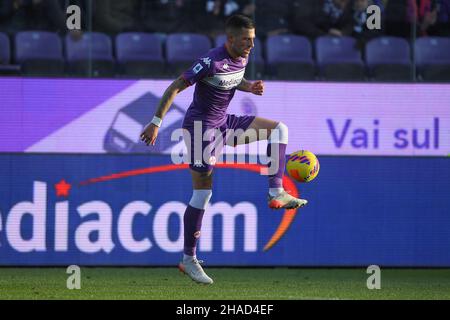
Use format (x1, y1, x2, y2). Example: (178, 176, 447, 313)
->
(183, 114, 255, 172)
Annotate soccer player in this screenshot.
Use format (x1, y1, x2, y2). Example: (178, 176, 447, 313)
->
(140, 15, 307, 284)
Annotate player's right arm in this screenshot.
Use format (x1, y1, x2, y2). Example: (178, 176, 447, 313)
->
(141, 55, 213, 146)
(140, 76, 189, 146)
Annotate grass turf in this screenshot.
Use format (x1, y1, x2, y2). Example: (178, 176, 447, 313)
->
(0, 268, 449, 300)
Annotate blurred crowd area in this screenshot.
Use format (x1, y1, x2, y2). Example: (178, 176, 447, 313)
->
(2, 0, 450, 40)
(0, 0, 449, 81)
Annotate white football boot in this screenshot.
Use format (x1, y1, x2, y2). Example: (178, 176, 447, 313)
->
(268, 190, 308, 209)
(178, 257, 214, 285)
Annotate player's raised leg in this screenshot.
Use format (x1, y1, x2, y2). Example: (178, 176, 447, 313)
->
(238, 117, 308, 210)
(178, 170, 214, 284)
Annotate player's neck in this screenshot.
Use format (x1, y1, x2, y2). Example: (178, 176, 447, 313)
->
(224, 43, 241, 61)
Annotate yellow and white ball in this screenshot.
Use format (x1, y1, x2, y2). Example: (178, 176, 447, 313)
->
(286, 150, 320, 183)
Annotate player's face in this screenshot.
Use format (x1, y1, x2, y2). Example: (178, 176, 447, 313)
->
(230, 28, 255, 58)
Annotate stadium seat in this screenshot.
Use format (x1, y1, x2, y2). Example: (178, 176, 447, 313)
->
(0, 32, 19, 75)
(116, 32, 165, 78)
(65, 32, 115, 77)
(266, 34, 315, 80)
(215, 34, 264, 79)
(15, 31, 64, 76)
(315, 36, 365, 81)
(415, 37, 450, 82)
(365, 36, 412, 82)
(0, 32, 10, 64)
(166, 33, 211, 76)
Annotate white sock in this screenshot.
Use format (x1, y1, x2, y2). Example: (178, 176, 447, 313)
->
(183, 254, 196, 263)
(268, 122, 289, 144)
(269, 188, 284, 197)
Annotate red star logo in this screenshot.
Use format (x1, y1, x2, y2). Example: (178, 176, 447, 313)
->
(55, 179, 72, 197)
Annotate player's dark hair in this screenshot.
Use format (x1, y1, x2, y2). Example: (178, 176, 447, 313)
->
(225, 14, 255, 34)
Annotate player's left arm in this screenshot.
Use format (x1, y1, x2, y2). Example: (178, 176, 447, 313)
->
(237, 78, 264, 95)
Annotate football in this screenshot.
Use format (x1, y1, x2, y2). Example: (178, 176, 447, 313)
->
(286, 150, 320, 183)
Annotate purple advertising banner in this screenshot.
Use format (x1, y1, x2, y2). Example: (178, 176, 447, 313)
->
(0, 78, 449, 156)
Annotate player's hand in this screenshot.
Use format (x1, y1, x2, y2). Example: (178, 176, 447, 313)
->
(250, 80, 264, 96)
(140, 123, 159, 146)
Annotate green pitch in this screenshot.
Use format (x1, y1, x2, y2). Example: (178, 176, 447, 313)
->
(0, 268, 449, 300)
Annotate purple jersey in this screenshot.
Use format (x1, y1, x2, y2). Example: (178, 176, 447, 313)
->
(182, 45, 247, 128)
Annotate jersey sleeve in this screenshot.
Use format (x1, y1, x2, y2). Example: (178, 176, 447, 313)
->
(182, 56, 214, 86)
